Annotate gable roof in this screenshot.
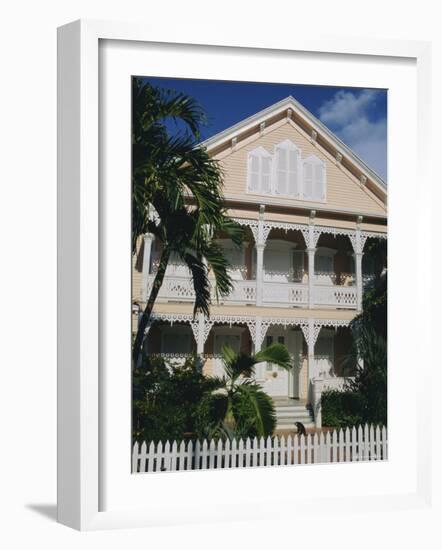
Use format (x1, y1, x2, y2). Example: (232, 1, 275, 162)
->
(200, 96, 387, 205)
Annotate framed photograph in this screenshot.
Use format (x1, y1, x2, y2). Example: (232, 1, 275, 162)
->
(57, 20, 432, 530)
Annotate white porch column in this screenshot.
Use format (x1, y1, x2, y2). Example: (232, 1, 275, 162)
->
(255, 316, 263, 353)
(355, 251, 364, 312)
(196, 312, 205, 355)
(255, 205, 267, 306)
(302, 318, 320, 407)
(307, 318, 316, 382)
(312, 378, 324, 428)
(191, 313, 212, 369)
(256, 244, 265, 306)
(307, 247, 316, 309)
(352, 218, 366, 313)
(307, 211, 317, 309)
(253, 316, 265, 380)
(141, 233, 154, 302)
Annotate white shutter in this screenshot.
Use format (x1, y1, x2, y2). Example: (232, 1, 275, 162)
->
(292, 250, 304, 282)
(275, 141, 299, 197)
(288, 149, 299, 196)
(275, 147, 287, 195)
(249, 155, 260, 192)
(313, 163, 325, 200)
(261, 156, 272, 194)
(303, 162, 313, 199)
(248, 148, 272, 195)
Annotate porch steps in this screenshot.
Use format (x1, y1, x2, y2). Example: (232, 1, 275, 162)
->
(273, 398, 315, 430)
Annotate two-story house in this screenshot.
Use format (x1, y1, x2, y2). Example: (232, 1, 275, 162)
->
(132, 96, 387, 429)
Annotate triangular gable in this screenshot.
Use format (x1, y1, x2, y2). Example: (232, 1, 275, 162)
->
(200, 97, 387, 208)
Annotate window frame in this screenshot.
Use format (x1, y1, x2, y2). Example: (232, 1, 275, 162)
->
(246, 141, 327, 203)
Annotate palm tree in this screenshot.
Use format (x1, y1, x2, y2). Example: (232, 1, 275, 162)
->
(132, 79, 244, 363)
(196, 343, 292, 439)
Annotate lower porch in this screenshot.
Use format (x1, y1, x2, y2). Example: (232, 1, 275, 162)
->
(143, 314, 356, 426)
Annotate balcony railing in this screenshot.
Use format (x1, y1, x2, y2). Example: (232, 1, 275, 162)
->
(146, 275, 357, 309)
(262, 281, 308, 306)
(313, 285, 357, 308)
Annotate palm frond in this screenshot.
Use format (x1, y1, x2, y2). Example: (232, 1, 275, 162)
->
(182, 251, 211, 317)
(200, 240, 233, 299)
(216, 216, 244, 247)
(254, 343, 291, 371)
(195, 393, 229, 439)
(133, 79, 206, 138)
(233, 384, 277, 437)
(220, 345, 256, 382)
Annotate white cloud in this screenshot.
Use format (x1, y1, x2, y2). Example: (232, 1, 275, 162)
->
(318, 90, 387, 181)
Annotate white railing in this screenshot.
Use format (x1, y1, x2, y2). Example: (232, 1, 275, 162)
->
(313, 285, 357, 308)
(262, 281, 308, 306)
(147, 275, 357, 309)
(217, 279, 256, 304)
(132, 424, 387, 473)
(147, 276, 257, 304)
(149, 353, 192, 366)
(151, 276, 195, 301)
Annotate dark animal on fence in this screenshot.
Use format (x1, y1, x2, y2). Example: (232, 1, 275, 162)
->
(295, 421, 306, 436)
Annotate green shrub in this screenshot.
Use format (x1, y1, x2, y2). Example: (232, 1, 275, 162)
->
(321, 390, 364, 428)
(132, 355, 219, 443)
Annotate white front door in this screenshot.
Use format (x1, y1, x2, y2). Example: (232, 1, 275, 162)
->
(261, 330, 301, 397)
(314, 329, 335, 378)
(213, 332, 241, 377)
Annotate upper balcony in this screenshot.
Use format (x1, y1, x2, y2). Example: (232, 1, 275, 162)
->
(142, 225, 379, 311)
(146, 275, 358, 309)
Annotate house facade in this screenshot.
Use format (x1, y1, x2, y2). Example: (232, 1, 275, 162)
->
(132, 97, 387, 429)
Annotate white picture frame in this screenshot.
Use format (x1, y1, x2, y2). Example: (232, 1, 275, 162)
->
(57, 19, 433, 531)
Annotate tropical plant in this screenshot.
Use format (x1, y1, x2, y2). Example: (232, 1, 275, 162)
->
(345, 326, 387, 425)
(195, 343, 291, 439)
(322, 326, 387, 427)
(354, 237, 387, 338)
(132, 78, 244, 363)
(133, 354, 221, 443)
(321, 390, 364, 428)
(321, 237, 388, 428)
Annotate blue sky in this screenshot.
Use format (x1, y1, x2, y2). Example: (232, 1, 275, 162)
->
(141, 77, 387, 181)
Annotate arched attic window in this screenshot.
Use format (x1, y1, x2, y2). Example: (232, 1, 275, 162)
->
(303, 155, 326, 202)
(273, 139, 301, 197)
(247, 146, 272, 195)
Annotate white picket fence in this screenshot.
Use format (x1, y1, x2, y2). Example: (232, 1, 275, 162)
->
(132, 424, 387, 473)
